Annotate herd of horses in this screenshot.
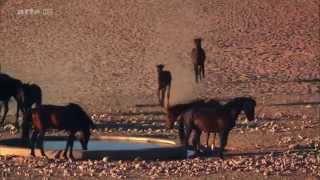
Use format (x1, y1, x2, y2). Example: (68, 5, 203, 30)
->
(0, 38, 256, 160)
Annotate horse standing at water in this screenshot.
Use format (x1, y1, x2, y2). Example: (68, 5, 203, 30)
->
(191, 38, 206, 83)
(180, 97, 256, 158)
(0, 73, 25, 127)
(156, 64, 172, 107)
(22, 103, 95, 159)
(165, 99, 220, 144)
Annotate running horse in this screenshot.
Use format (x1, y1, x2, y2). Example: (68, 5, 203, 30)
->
(22, 103, 95, 159)
(180, 97, 256, 159)
(191, 38, 206, 83)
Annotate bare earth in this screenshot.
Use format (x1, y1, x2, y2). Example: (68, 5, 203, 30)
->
(1, 0, 320, 179)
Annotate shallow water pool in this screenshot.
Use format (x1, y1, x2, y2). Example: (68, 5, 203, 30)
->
(43, 140, 163, 151)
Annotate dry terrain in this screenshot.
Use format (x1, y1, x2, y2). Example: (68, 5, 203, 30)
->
(0, 0, 319, 179)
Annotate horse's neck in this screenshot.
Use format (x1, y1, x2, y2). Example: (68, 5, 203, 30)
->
(225, 103, 242, 122)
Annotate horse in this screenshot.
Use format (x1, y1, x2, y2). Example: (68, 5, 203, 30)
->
(0, 73, 25, 127)
(165, 99, 220, 144)
(21, 103, 95, 159)
(191, 38, 206, 83)
(180, 97, 256, 158)
(22, 83, 42, 111)
(156, 64, 172, 107)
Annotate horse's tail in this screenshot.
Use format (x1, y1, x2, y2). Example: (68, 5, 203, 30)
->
(21, 111, 32, 140)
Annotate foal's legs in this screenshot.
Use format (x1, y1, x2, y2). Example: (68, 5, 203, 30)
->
(0, 101, 8, 125)
(30, 131, 39, 157)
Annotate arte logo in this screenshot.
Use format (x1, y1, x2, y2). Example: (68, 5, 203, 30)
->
(16, 8, 53, 16)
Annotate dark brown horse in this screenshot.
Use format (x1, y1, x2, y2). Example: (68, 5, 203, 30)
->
(22, 103, 95, 159)
(191, 38, 206, 83)
(0, 73, 25, 127)
(156, 64, 172, 107)
(180, 97, 256, 158)
(165, 99, 220, 144)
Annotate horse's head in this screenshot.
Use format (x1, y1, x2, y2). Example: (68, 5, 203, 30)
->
(67, 103, 94, 150)
(242, 98, 256, 122)
(156, 64, 165, 72)
(166, 108, 178, 129)
(194, 38, 202, 46)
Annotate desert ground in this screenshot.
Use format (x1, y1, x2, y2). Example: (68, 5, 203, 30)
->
(1, 0, 319, 179)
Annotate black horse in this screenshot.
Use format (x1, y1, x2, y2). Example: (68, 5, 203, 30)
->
(22, 103, 95, 159)
(180, 97, 256, 158)
(0, 73, 25, 127)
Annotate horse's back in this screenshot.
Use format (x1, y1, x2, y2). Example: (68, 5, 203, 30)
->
(29, 105, 65, 129)
(194, 107, 227, 132)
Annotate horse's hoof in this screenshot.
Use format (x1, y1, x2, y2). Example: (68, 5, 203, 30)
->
(63, 154, 68, 160)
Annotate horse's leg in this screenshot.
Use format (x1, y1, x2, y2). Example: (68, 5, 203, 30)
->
(0, 101, 8, 125)
(158, 88, 161, 105)
(166, 84, 171, 108)
(15, 102, 20, 129)
(211, 133, 216, 150)
(218, 130, 230, 159)
(191, 129, 201, 154)
(68, 132, 76, 160)
(161, 88, 165, 107)
(63, 134, 71, 159)
(205, 132, 210, 148)
(201, 63, 205, 79)
(178, 120, 185, 145)
(30, 131, 39, 157)
(38, 130, 47, 158)
(194, 64, 198, 83)
(183, 125, 192, 148)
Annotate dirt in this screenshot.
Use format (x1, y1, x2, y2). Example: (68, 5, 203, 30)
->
(0, 0, 320, 179)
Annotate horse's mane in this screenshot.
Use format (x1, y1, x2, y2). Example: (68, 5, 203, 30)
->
(167, 99, 221, 115)
(225, 97, 256, 108)
(168, 99, 204, 111)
